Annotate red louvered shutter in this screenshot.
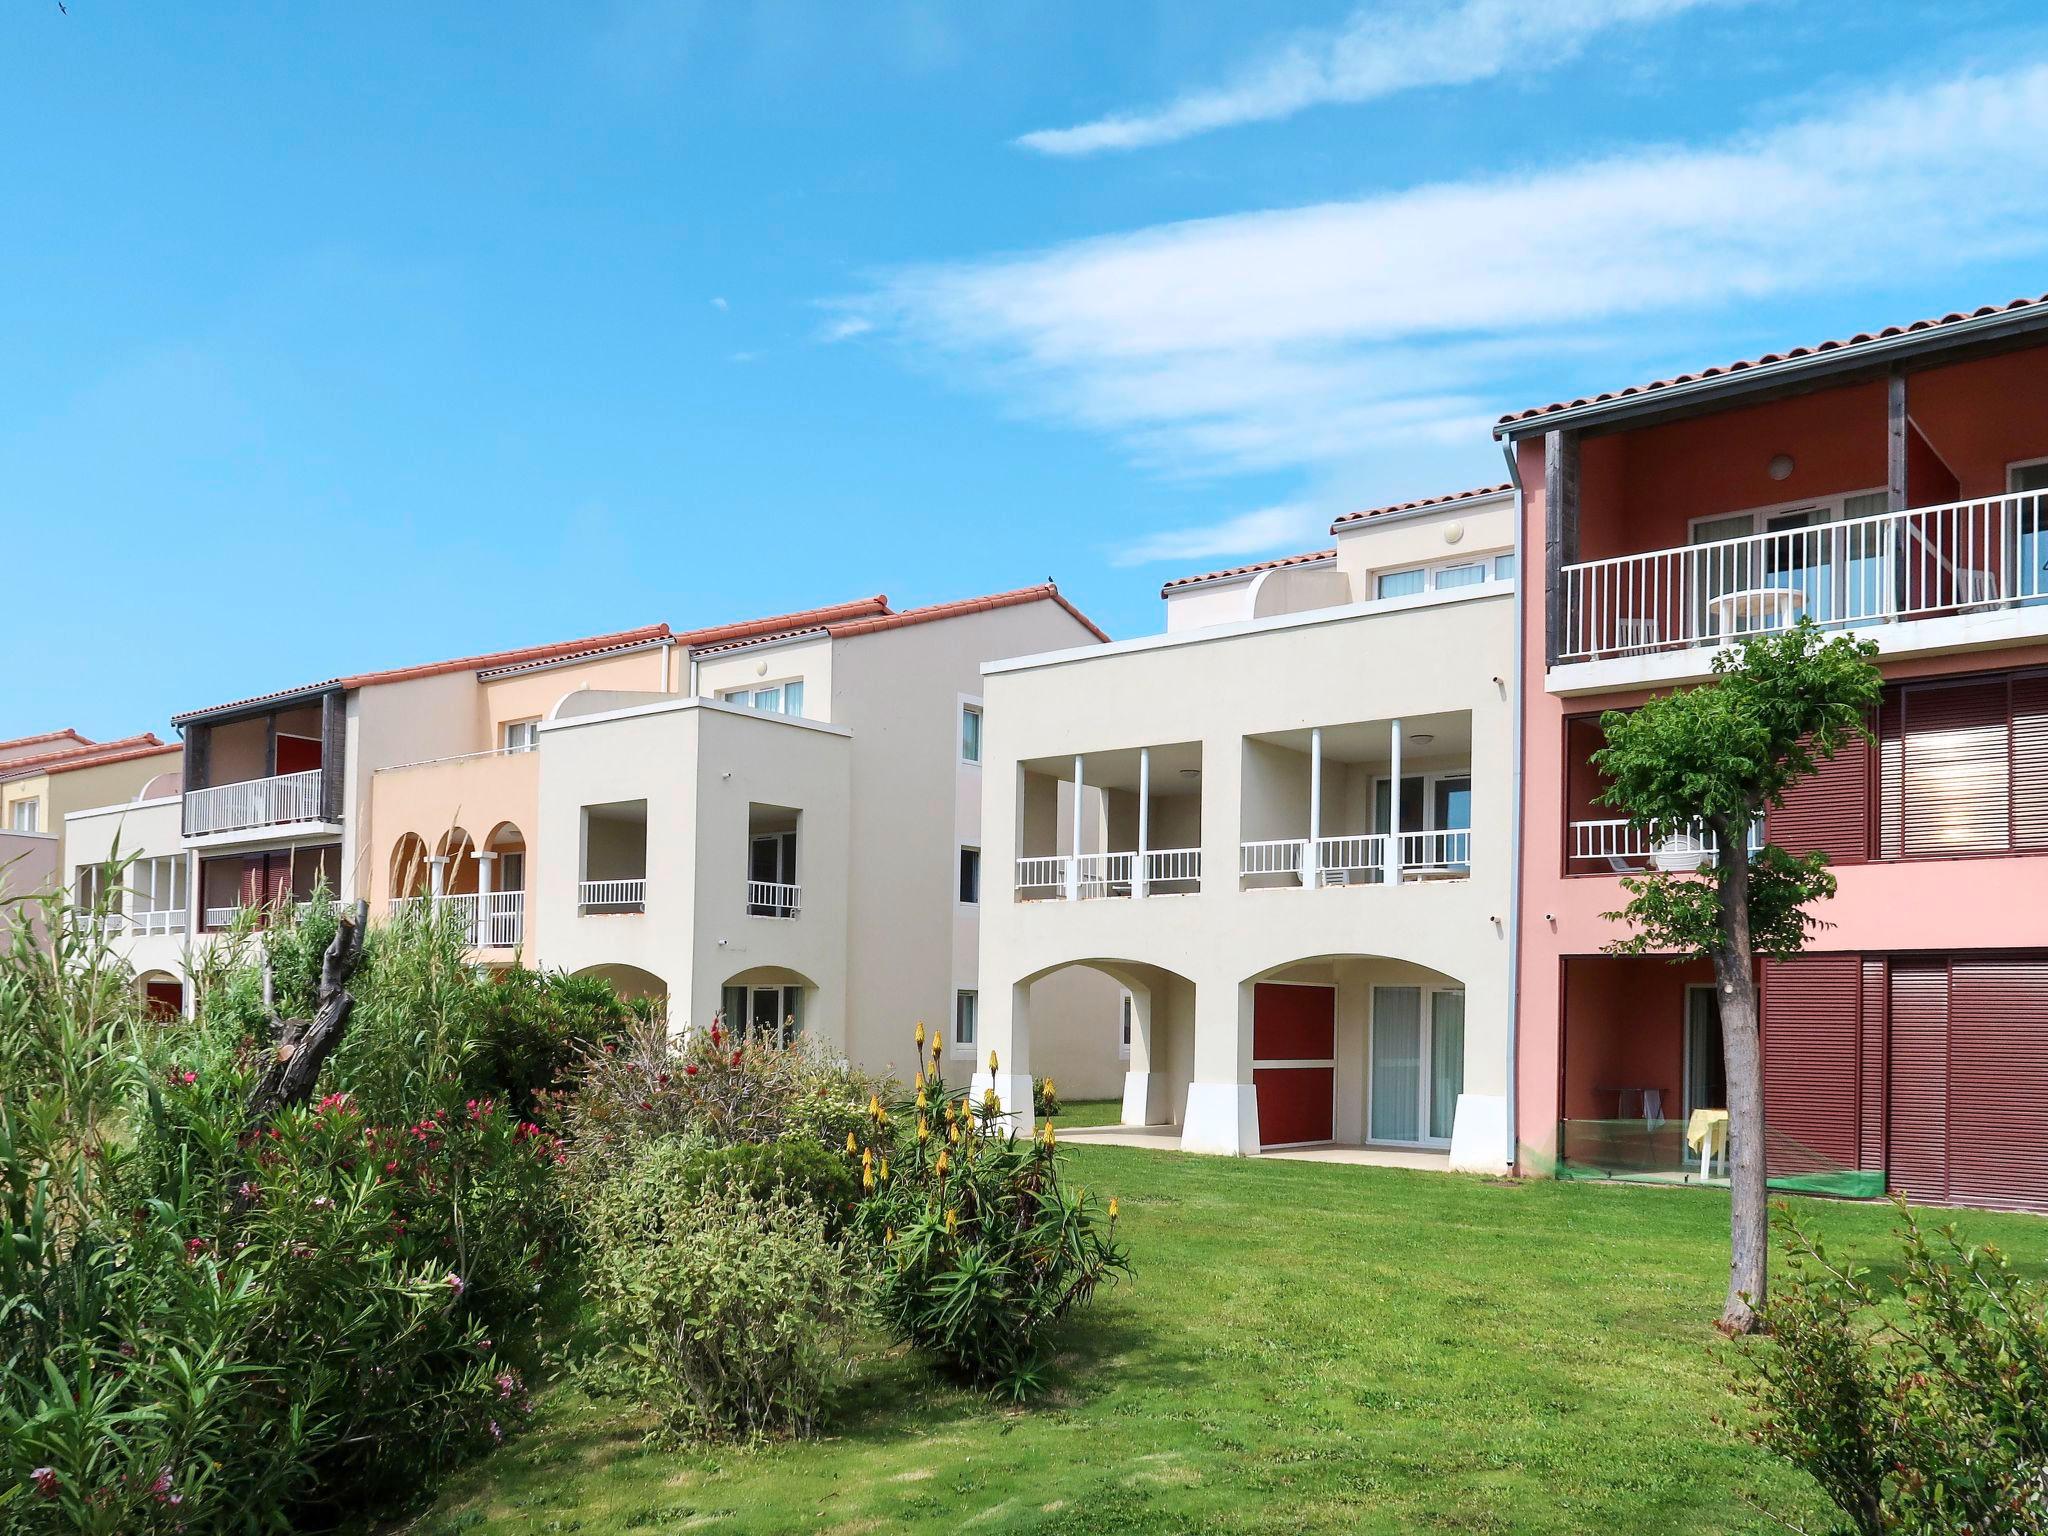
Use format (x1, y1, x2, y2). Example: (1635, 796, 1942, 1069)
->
(2013, 672, 2048, 850)
(1858, 959, 1887, 1173)
(1901, 679, 2010, 856)
(1945, 959, 2048, 1213)
(1877, 691, 1903, 859)
(1886, 961, 1951, 1205)
(1769, 730, 1871, 862)
(1761, 955, 1863, 1174)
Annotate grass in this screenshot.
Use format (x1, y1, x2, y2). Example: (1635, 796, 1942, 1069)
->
(407, 1150, 2048, 1536)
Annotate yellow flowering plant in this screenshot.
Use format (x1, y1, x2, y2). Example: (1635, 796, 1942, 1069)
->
(847, 1031, 1128, 1397)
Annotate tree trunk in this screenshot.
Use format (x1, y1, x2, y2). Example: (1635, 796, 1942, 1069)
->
(1710, 818, 1767, 1334)
(246, 900, 369, 1122)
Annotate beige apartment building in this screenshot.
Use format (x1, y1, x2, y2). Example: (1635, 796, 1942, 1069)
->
(70, 587, 1119, 1071)
(975, 487, 1518, 1167)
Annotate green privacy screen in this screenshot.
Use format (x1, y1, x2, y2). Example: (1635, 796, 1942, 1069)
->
(1544, 1119, 1886, 1201)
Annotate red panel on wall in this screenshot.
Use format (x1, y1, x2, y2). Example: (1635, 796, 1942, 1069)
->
(1252, 984, 1335, 1062)
(1760, 954, 1864, 1173)
(274, 734, 322, 775)
(1886, 961, 1952, 1206)
(1947, 959, 2048, 1214)
(1253, 1067, 1335, 1147)
(1768, 730, 1871, 863)
(2012, 673, 2048, 850)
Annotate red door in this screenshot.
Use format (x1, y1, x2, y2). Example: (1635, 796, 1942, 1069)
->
(1252, 983, 1335, 1147)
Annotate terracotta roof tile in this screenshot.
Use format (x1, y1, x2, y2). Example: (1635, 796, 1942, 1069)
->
(1329, 483, 1513, 529)
(1160, 548, 1337, 596)
(0, 734, 177, 783)
(1496, 292, 2048, 429)
(693, 584, 1109, 655)
(0, 729, 93, 755)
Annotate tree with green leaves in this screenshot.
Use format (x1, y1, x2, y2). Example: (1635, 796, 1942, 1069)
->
(1592, 620, 1883, 1334)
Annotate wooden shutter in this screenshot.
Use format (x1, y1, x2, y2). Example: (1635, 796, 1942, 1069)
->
(1858, 959, 1888, 1172)
(1946, 959, 2048, 1213)
(1886, 961, 1951, 1205)
(2013, 672, 2048, 850)
(1901, 679, 2010, 856)
(1877, 691, 1903, 859)
(1761, 955, 1864, 1173)
(1769, 730, 1871, 862)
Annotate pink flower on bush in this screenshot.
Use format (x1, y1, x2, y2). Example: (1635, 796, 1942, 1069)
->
(489, 1420, 504, 1444)
(445, 1272, 466, 1296)
(184, 1237, 206, 1258)
(237, 1181, 260, 1201)
(496, 1371, 518, 1399)
(31, 1467, 58, 1499)
(181, 1070, 197, 1086)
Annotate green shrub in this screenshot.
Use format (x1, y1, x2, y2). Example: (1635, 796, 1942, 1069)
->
(656, 1135, 860, 1229)
(580, 1141, 868, 1442)
(854, 1041, 1128, 1398)
(469, 966, 632, 1112)
(1734, 1200, 2048, 1536)
(1033, 1075, 1061, 1119)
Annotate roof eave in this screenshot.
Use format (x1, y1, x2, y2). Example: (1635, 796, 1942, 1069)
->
(1495, 302, 2048, 441)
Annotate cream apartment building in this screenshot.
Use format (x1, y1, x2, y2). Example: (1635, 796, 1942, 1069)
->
(71, 587, 1119, 1070)
(975, 487, 1519, 1167)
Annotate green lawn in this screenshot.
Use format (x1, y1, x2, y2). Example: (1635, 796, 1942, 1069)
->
(408, 1150, 2048, 1536)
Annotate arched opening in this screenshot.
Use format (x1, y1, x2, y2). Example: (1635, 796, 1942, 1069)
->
(435, 827, 478, 897)
(137, 969, 184, 1022)
(718, 964, 815, 1048)
(1241, 954, 1472, 1156)
(389, 833, 430, 901)
(480, 821, 527, 946)
(572, 963, 667, 1007)
(1000, 958, 1198, 1140)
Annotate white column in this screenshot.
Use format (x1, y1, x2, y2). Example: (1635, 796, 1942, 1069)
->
(1306, 726, 1322, 887)
(428, 855, 448, 899)
(475, 852, 496, 944)
(1135, 746, 1151, 899)
(1066, 755, 1084, 901)
(1387, 718, 1403, 885)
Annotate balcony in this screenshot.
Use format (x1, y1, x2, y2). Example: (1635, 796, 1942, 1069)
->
(1558, 491, 2048, 666)
(185, 769, 328, 836)
(389, 891, 526, 947)
(746, 879, 801, 918)
(1239, 829, 1472, 886)
(1567, 817, 1763, 875)
(578, 878, 645, 914)
(1014, 847, 1203, 901)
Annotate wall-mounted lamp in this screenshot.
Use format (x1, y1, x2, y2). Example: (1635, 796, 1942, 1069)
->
(1768, 452, 1795, 482)
(1409, 733, 1435, 746)
(1442, 520, 1466, 545)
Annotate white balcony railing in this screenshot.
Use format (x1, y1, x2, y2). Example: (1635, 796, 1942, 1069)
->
(185, 769, 327, 836)
(746, 879, 801, 918)
(202, 905, 242, 929)
(390, 890, 527, 946)
(1011, 849, 1204, 900)
(1568, 817, 1765, 873)
(1241, 830, 1474, 886)
(578, 878, 645, 914)
(1558, 490, 2048, 663)
(1240, 838, 1308, 877)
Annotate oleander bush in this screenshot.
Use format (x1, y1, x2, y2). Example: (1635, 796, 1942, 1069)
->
(578, 1141, 868, 1443)
(0, 880, 587, 1532)
(1734, 1200, 2048, 1536)
(853, 1032, 1128, 1398)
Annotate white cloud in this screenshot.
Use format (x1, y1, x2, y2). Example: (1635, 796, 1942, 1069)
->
(818, 314, 875, 343)
(1110, 503, 1332, 567)
(853, 62, 2048, 489)
(1018, 0, 1738, 156)
(711, 296, 729, 311)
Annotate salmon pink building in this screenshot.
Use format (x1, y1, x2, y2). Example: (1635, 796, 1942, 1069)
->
(1502, 293, 2048, 1213)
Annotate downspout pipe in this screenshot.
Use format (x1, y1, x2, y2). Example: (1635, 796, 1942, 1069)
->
(1502, 438, 1526, 1173)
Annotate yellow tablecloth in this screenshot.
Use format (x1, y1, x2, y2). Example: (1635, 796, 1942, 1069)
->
(1686, 1108, 1730, 1156)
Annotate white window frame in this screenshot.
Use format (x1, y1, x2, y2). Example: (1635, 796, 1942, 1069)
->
(1366, 983, 1466, 1148)
(952, 988, 978, 1055)
(2007, 455, 2048, 491)
(501, 718, 539, 754)
(1682, 982, 1724, 1120)
(7, 798, 39, 833)
(1683, 485, 1889, 547)
(1118, 991, 1133, 1061)
(960, 700, 983, 765)
(957, 844, 981, 906)
(1370, 769, 1474, 834)
(722, 680, 805, 717)
(1374, 552, 1512, 600)
(1492, 552, 1517, 580)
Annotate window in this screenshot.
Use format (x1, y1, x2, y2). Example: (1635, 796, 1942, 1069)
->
(723, 681, 804, 717)
(501, 719, 539, 754)
(1119, 993, 1133, 1060)
(958, 846, 981, 904)
(1368, 985, 1465, 1145)
(1376, 555, 1509, 600)
(960, 704, 983, 764)
(1435, 562, 1486, 590)
(1493, 553, 1517, 580)
(7, 798, 39, 832)
(1376, 568, 1427, 599)
(953, 989, 977, 1051)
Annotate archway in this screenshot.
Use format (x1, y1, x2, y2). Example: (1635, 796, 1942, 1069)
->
(995, 957, 1199, 1134)
(389, 833, 430, 902)
(137, 969, 184, 1022)
(718, 964, 815, 1048)
(435, 827, 478, 897)
(572, 962, 667, 1008)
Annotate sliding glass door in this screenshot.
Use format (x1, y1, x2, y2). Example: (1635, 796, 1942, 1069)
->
(1369, 985, 1466, 1146)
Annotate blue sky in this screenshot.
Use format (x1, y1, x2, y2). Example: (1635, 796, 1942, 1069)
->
(7, 0, 2048, 739)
